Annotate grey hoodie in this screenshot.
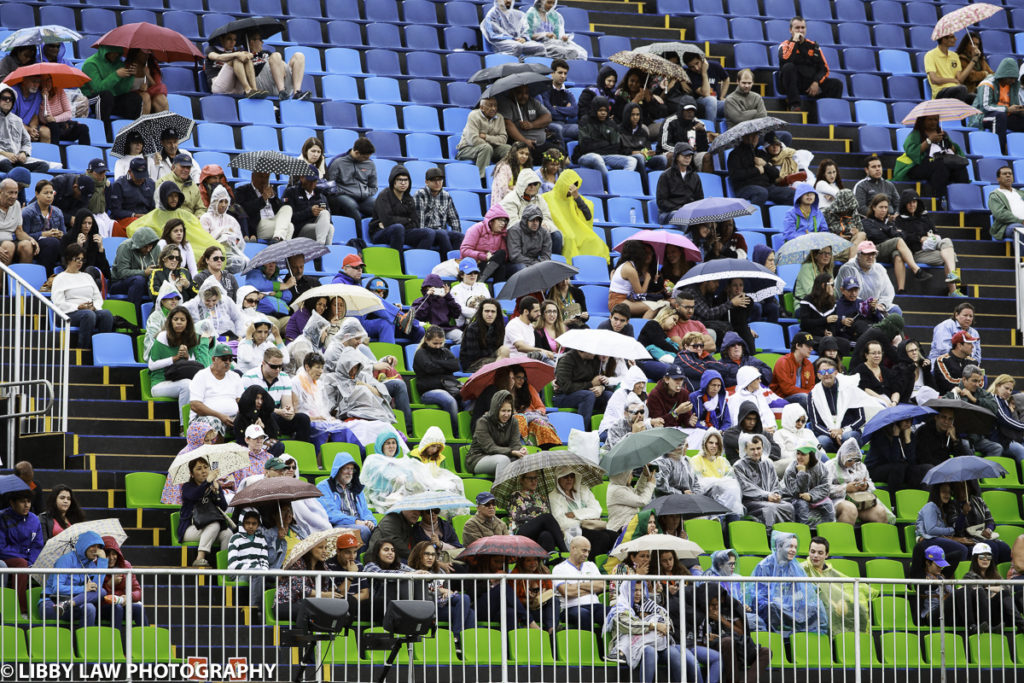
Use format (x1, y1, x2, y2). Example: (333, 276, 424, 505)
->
(506, 204, 552, 265)
(326, 148, 377, 201)
(0, 84, 31, 157)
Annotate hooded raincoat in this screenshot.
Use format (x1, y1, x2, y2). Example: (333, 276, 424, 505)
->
(143, 281, 184, 359)
(772, 403, 818, 468)
(322, 350, 398, 425)
(201, 184, 247, 272)
(185, 277, 245, 339)
(44, 530, 106, 599)
(751, 531, 828, 636)
(722, 398, 783, 463)
(524, 0, 588, 60)
(501, 168, 558, 234)
(800, 549, 876, 633)
(460, 203, 510, 261)
(316, 452, 375, 527)
(692, 428, 744, 516)
(781, 181, 827, 242)
(781, 441, 837, 525)
(466, 389, 521, 472)
(969, 57, 1024, 128)
(825, 437, 895, 523)
(821, 188, 862, 239)
(111, 225, 160, 282)
(733, 433, 793, 528)
(543, 168, 607, 260)
(727, 365, 783, 431)
(480, 0, 544, 56)
(128, 181, 219, 256)
(507, 203, 552, 266)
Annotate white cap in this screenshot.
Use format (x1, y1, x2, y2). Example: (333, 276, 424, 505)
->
(244, 424, 267, 440)
(972, 542, 993, 556)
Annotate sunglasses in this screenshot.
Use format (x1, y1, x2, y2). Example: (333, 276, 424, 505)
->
(265, 363, 283, 370)
(165, 255, 181, 261)
(818, 368, 837, 376)
(244, 297, 260, 305)
(689, 343, 704, 349)
(210, 256, 225, 262)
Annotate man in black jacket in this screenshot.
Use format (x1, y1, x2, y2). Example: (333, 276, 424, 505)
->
(552, 349, 610, 429)
(776, 16, 842, 111)
(574, 96, 637, 177)
(655, 142, 704, 223)
(727, 132, 794, 206)
(108, 158, 154, 220)
(914, 407, 972, 468)
(234, 171, 292, 242)
(282, 165, 333, 245)
(370, 165, 437, 251)
(51, 173, 94, 227)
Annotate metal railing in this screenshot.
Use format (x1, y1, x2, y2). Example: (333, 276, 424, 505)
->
(0, 262, 70, 467)
(2, 568, 1023, 683)
(1015, 225, 1024, 335)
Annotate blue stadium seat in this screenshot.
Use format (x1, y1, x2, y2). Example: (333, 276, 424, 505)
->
(598, 35, 632, 58)
(281, 100, 318, 127)
(608, 170, 646, 198)
(976, 158, 1009, 185)
(81, 9, 116, 35)
(362, 103, 400, 131)
(281, 127, 316, 154)
(694, 16, 729, 42)
(947, 184, 984, 211)
(762, 0, 795, 17)
(559, 7, 592, 34)
(449, 190, 484, 219)
(366, 23, 403, 50)
(322, 76, 363, 102)
(194, 152, 233, 177)
(288, 18, 325, 45)
(979, 30, 1012, 56)
(405, 133, 447, 162)
(580, 285, 611, 316)
(447, 82, 483, 108)
(365, 0, 400, 23)
(733, 43, 769, 69)
(446, 2, 481, 27)
(93, 333, 145, 367)
(731, 18, 765, 42)
(871, 1, 904, 24)
(364, 78, 403, 105)
(886, 76, 922, 101)
(484, 53, 518, 68)
(404, 0, 440, 25)
(407, 51, 445, 80)
(446, 53, 483, 80)
(890, 102, 915, 127)
(728, 0, 759, 16)
(749, 322, 787, 353)
(548, 412, 585, 442)
(764, 20, 791, 45)
(905, 2, 938, 25)
(879, 50, 915, 76)
(327, 21, 363, 46)
(160, 68, 198, 95)
(835, 0, 867, 22)
(444, 163, 482, 190)
(166, 94, 195, 118)
(907, 26, 934, 51)
(122, 10, 157, 25)
(806, 21, 835, 45)
(609, 226, 643, 248)
(404, 249, 442, 275)
(162, 11, 201, 41)
(323, 0, 362, 20)
(324, 48, 363, 76)
(698, 173, 724, 198)
(607, 198, 648, 225)
(572, 255, 610, 285)
(817, 99, 854, 125)
(31, 143, 61, 166)
(201, 96, 240, 124)
(66, 145, 102, 172)
(872, 25, 907, 49)
(442, 108, 471, 136)
(403, 106, 443, 133)
(7, 263, 47, 290)
(854, 100, 892, 127)
(249, 0, 285, 16)
(693, 0, 725, 14)
(444, 26, 480, 51)
(657, 0, 691, 14)
(39, 6, 75, 28)
(404, 161, 437, 184)
(969, 131, 1002, 158)
(291, 0, 324, 18)
(241, 126, 280, 152)
(196, 123, 234, 151)
(739, 231, 767, 251)
(850, 74, 884, 100)
(574, 168, 605, 195)
(843, 48, 877, 73)
(405, 26, 441, 51)
(237, 98, 276, 126)
(1007, 133, 1024, 158)
(324, 128, 358, 156)
(285, 45, 324, 75)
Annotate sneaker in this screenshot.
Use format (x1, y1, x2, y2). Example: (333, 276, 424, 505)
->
(292, 90, 311, 101)
(788, 104, 802, 112)
(949, 290, 968, 298)
(251, 90, 268, 99)
(914, 269, 933, 281)
(945, 272, 961, 283)
(193, 558, 210, 567)
(279, 89, 290, 100)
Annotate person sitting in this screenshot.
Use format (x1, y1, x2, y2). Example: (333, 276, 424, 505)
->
(370, 165, 438, 251)
(510, 168, 568, 256)
(806, 358, 872, 453)
(274, 534, 349, 623)
(615, 69, 668, 128)
(0, 487, 44, 618)
(655, 142, 704, 224)
(781, 182, 827, 242)
(912, 545, 967, 625)
(552, 536, 608, 631)
(915, 483, 974, 572)
(148, 305, 212, 421)
(606, 465, 656, 535)
(893, 115, 970, 197)
(606, 576, 688, 683)
(245, 31, 308, 101)
(723, 397, 783, 466)
(79, 47, 143, 133)
(987, 165, 1024, 240)
(408, 541, 477, 635)
(800, 536, 874, 634)
(552, 347, 611, 428)
(462, 204, 512, 283)
(188, 343, 244, 433)
(109, 158, 156, 233)
(575, 96, 636, 179)
(638, 306, 682, 377)
(734, 433, 794, 529)
(896, 189, 963, 296)
(412, 327, 462, 430)
(647, 363, 696, 429)
(776, 16, 842, 112)
(925, 33, 977, 105)
(620, 102, 667, 180)
(205, 31, 264, 98)
(782, 441, 835, 525)
(281, 165, 333, 246)
(499, 84, 559, 166)
(226, 508, 270, 609)
(38, 530, 108, 628)
(752, 531, 829, 635)
(860, 193, 933, 294)
(153, 155, 203, 220)
(186, 277, 244, 340)
(771, 403, 818, 476)
(830, 276, 883, 346)
(317, 452, 376, 546)
(770, 332, 817, 411)
(50, 243, 115, 351)
(412, 167, 464, 256)
(411, 507, 464, 558)
(460, 298, 511, 372)
(18, 181, 63, 274)
(797, 274, 843, 350)
(129, 182, 216, 261)
(508, 204, 552, 271)
(37, 485, 86, 543)
(608, 240, 658, 320)
(413, 274, 463, 344)
(466, 389, 527, 478)
(690, 368, 732, 439)
(507, 471, 568, 552)
(951, 480, 1012, 563)
(969, 57, 1023, 153)
(462, 491, 509, 547)
(866, 416, 931, 492)
(728, 365, 784, 431)
(826, 437, 894, 525)
(0, 45, 34, 81)
(458, 96, 512, 182)
(692, 428, 745, 521)
(481, 0, 545, 57)
(147, 244, 193, 302)
(524, 0, 587, 59)
(852, 154, 900, 215)
(177, 455, 232, 567)
(962, 541, 1024, 630)
(834, 241, 901, 316)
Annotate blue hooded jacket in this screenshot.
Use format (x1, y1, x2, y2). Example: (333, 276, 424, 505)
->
(44, 530, 106, 598)
(316, 452, 374, 527)
(692, 369, 732, 431)
(782, 182, 827, 242)
(0, 505, 44, 563)
(711, 331, 772, 387)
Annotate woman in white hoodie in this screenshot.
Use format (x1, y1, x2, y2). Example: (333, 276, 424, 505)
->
(200, 185, 248, 274)
(727, 365, 782, 434)
(598, 365, 658, 439)
(185, 277, 246, 339)
(772, 403, 822, 477)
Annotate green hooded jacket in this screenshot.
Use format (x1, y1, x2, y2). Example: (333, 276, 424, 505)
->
(81, 46, 134, 98)
(112, 226, 160, 281)
(466, 389, 521, 471)
(969, 57, 1023, 128)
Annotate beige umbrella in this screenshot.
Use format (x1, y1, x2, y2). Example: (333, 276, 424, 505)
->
(610, 534, 704, 560)
(166, 443, 253, 485)
(283, 528, 352, 569)
(289, 283, 384, 315)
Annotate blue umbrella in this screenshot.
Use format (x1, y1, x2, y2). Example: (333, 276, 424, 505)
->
(671, 258, 785, 303)
(708, 116, 787, 154)
(0, 474, 29, 496)
(775, 232, 853, 267)
(921, 455, 1007, 486)
(669, 197, 757, 226)
(860, 404, 937, 441)
(0, 26, 82, 52)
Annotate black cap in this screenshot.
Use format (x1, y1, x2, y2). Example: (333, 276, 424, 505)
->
(129, 157, 148, 177)
(791, 331, 815, 350)
(87, 158, 107, 173)
(425, 167, 444, 181)
(172, 153, 192, 167)
(161, 127, 180, 141)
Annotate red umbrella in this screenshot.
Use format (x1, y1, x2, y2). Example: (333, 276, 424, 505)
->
(460, 357, 554, 401)
(92, 23, 203, 63)
(3, 63, 90, 89)
(614, 229, 701, 265)
(460, 535, 548, 560)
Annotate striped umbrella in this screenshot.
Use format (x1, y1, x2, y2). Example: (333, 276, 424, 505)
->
(490, 450, 605, 507)
(775, 232, 853, 267)
(900, 99, 981, 125)
(931, 3, 1003, 40)
(669, 197, 758, 227)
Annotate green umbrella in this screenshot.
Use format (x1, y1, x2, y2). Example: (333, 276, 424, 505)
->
(600, 428, 687, 476)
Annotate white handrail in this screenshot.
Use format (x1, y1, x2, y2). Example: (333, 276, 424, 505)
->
(1015, 225, 1024, 334)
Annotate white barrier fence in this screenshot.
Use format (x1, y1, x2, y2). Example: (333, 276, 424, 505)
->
(1, 568, 1024, 682)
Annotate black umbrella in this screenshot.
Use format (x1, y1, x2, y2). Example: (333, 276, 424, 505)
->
(241, 237, 330, 274)
(708, 116, 788, 154)
(643, 493, 731, 520)
(230, 150, 311, 176)
(468, 62, 551, 86)
(923, 398, 997, 436)
(110, 111, 195, 158)
(481, 72, 552, 100)
(495, 261, 578, 300)
(208, 16, 283, 44)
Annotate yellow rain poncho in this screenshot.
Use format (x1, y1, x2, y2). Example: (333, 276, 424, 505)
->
(126, 180, 219, 254)
(542, 169, 609, 262)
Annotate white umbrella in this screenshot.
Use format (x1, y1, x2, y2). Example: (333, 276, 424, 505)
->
(167, 443, 253, 485)
(289, 283, 384, 316)
(33, 519, 127, 583)
(555, 329, 651, 361)
(610, 534, 704, 560)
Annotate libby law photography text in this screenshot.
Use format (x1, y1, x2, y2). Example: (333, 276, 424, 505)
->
(6, 659, 278, 681)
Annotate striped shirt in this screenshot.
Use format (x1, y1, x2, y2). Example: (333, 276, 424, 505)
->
(227, 531, 270, 570)
(242, 368, 294, 408)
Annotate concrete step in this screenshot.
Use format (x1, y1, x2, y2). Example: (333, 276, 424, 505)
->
(68, 382, 132, 400)
(76, 434, 183, 457)
(69, 399, 178, 419)
(69, 416, 177, 437)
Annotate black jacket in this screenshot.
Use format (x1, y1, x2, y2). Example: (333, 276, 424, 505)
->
(460, 319, 504, 372)
(412, 343, 461, 394)
(894, 189, 934, 254)
(108, 176, 156, 219)
(52, 174, 95, 225)
(574, 98, 624, 160)
(860, 215, 901, 246)
(234, 182, 284, 228)
(656, 162, 705, 215)
(282, 183, 329, 229)
(371, 165, 418, 235)
(727, 142, 778, 189)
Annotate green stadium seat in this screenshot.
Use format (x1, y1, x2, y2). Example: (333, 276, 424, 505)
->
(102, 299, 139, 328)
(0, 624, 30, 661)
(1, 587, 25, 624)
(861, 522, 909, 558)
(326, 631, 364, 665)
(751, 631, 788, 665)
(412, 409, 455, 440)
(954, 560, 972, 579)
(555, 628, 616, 666)
(74, 626, 127, 663)
(362, 247, 411, 279)
(827, 558, 860, 578)
(508, 627, 555, 664)
(865, 559, 909, 595)
(132, 626, 183, 663)
(995, 525, 1024, 546)
(790, 632, 834, 666)
(982, 490, 1024, 525)
(968, 633, 1017, 667)
(460, 627, 504, 664)
(215, 548, 247, 588)
(416, 628, 460, 664)
(816, 522, 866, 557)
(322, 442, 362, 468)
(264, 589, 292, 626)
(736, 556, 763, 576)
(169, 512, 198, 547)
(981, 456, 1024, 490)
(924, 631, 970, 668)
(591, 481, 608, 516)
(834, 632, 881, 668)
(452, 514, 471, 538)
(368, 342, 410, 372)
(280, 440, 322, 474)
(461, 479, 493, 506)
(881, 632, 925, 666)
(26, 588, 59, 625)
(871, 595, 919, 631)
(685, 519, 726, 552)
(125, 472, 176, 509)
(728, 520, 771, 555)
(457, 411, 474, 440)
(139, 369, 173, 402)
(772, 522, 811, 554)
(27, 626, 82, 662)
(894, 489, 928, 523)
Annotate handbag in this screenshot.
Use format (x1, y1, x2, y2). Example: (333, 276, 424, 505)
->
(937, 153, 969, 168)
(191, 490, 226, 529)
(165, 359, 205, 381)
(848, 490, 878, 511)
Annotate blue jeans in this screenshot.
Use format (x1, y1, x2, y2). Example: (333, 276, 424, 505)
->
(67, 308, 114, 350)
(735, 183, 795, 207)
(564, 603, 607, 631)
(550, 230, 563, 255)
(785, 392, 810, 412)
(696, 96, 725, 121)
(330, 194, 375, 224)
(108, 274, 148, 308)
(361, 316, 395, 344)
(687, 645, 721, 683)
(371, 224, 438, 251)
(549, 121, 578, 141)
(421, 389, 460, 432)
(552, 389, 609, 430)
(385, 378, 412, 430)
(817, 430, 860, 453)
(40, 591, 101, 628)
(441, 593, 476, 635)
(751, 296, 780, 323)
(974, 437, 1007, 460)
(636, 644, 686, 683)
(578, 152, 638, 180)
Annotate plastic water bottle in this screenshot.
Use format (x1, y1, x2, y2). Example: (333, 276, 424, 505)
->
(629, 208, 636, 224)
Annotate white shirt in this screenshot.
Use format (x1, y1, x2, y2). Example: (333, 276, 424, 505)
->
(504, 316, 536, 356)
(189, 367, 244, 422)
(50, 271, 103, 314)
(999, 187, 1024, 220)
(551, 559, 602, 609)
(0, 200, 21, 241)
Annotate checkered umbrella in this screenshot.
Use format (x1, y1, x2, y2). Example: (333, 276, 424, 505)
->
(33, 519, 127, 583)
(707, 116, 787, 154)
(0, 25, 82, 51)
(230, 150, 312, 176)
(669, 197, 758, 227)
(241, 237, 330, 274)
(111, 111, 195, 158)
(490, 450, 605, 508)
(609, 50, 688, 83)
(899, 99, 980, 125)
(931, 3, 1003, 40)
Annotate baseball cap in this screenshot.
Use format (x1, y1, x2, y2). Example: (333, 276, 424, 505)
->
(129, 157, 148, 177)
(476, 491, 496, 506)
(951, 330, 979, 346)
(459, 257, 480, 274)
(342, 254, 364, 268)
(796, 444, 818, 454)
(425, 167, 444, 181)
(5, 167, 30, 187)
(972, 542, 993, 556)
(367, 277, 388, 292)
(160, 289, 183, 301)
(840, 276, 860, 291)
(674, 142, 694, 156)
(336, 533, 361, 550)
(172, 153, 193, 167)
(161, 127, 180, 140)
(244, 424, 267, 440)
(857, 240, 878, 254)
(75, 174, 96, 198)
(791, 331, 814, 350)
(924, 545, 949, 568)
(665, 362, 688, 379)
(211, 343, 234, 358)
(87, 158, 107, 174)
(682, 102, 697, 111)
(264, 457, 286, 471)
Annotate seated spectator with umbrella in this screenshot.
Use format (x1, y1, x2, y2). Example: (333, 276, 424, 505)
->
(864, 410, 931, 492)
(80, 46, 143, 132)
(205, 30, 264, 98)
(0, 43, 37, 82)
(38, 529, 108, 628)
(724, 125, 794, 207)
(273, 528, 350, 623)
(100, 535, 148, 632)
(951, 479, 1011, 563)
(0, 85, 49, 172)
(244, 31, 309, 102)
(15, 66, 90, 145)
(148, 123, 200, 185)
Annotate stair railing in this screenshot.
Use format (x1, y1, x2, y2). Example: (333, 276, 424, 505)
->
(1016, 226, 1024, 335)
(0, 262, 70, 468)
